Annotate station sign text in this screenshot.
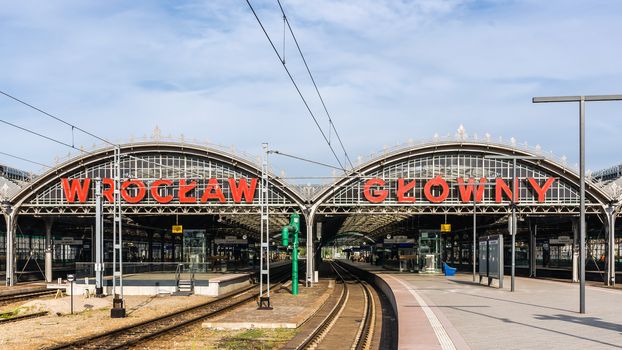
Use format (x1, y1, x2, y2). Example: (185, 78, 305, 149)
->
(61, 178, 258, 204)
(361, 176, 556, 203)
(61, 176, 556, 204)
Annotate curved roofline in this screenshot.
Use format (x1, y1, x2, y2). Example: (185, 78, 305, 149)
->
(10, 141, 306, 210)
(312, 140, 613, 207)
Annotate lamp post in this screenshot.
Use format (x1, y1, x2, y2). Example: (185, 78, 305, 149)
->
(484, 155, 543, 292)
(67, 274, 74, 315)
(533, 94, 622, 313)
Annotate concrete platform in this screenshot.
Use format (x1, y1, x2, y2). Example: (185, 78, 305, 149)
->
(202, 279, 333, 330)
(0, 282, 48, 297)
(343, 260, 622, 350)
(48, 272, 251, 297)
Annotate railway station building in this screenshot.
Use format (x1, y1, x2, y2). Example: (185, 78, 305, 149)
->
(1, 138, 621, 287)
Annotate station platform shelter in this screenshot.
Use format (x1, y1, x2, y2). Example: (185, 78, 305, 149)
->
(1, 138, 621, 291)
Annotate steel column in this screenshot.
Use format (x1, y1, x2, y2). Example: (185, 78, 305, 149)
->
(3, 208, 16, 286)
(606, 206, 616, 286)
(95, 179, 104, 296)
(571, 218, 579, 282)
(258, 143, 271, 308)
(44, 218, 54, 283)
(472, 201, 477, 282)
(305, 210, 315, 286)
(111, 145, 125, 317)
(579, 97, 586, 313)
(516, 158, 519, 292)
(530, 223, 537, 277)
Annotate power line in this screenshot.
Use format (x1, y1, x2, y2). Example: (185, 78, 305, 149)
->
(244, 0, 346, 171)
(0, 151, 52, 168)
(0, 90, 114, 146)
(276, 0, 355, 170)
(0, 119, 93, 154)
(0, 94, 209, 178)
(269, 150, 345, 171)
(0, 118, 257, 182)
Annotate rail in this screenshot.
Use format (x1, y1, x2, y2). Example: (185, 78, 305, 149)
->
(43, 263, 298, 350)
(293, 260, 375, 350)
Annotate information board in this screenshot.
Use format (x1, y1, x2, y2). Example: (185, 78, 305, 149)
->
(478, 240, 488, 276)
(488, 238, 500, 278)
(478, 234, 504, 288)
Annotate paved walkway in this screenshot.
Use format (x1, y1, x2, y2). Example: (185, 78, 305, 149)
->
(346, 262, 622, 350)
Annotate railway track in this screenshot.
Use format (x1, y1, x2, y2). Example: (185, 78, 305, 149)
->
(43, 267, 295, 350)
(0, 310, 49, 324)
(0, 289, 58, 306)
(291, 260, 376, 350)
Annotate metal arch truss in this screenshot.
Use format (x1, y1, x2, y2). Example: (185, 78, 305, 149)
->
(17, 204, 299, 216)
(315, 203, 604, 215)
(16, 149, 302, 212)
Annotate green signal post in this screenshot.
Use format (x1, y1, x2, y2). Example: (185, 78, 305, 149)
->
(281, 213, 300, 295)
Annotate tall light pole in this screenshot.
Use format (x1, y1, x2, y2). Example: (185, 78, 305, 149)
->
(533, 94, 622, 314)
(484, 155, 543, 292)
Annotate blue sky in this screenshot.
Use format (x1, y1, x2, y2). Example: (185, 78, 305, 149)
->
(1, 0, 621, 182)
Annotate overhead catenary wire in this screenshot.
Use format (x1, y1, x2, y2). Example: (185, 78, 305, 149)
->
(0, 119, 94, 155)
(244, 0, 346, 172)
(0, 118, 209, 181)
(0, 151, 52, 169)
(0, 90, 114, 146)
(275, 0, 355, 170)
(269, 150, 345, 171)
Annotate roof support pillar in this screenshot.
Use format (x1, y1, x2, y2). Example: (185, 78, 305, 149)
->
(606, 206, 616, 287)
(3, 206, 17, 286)
(304, 207, 316, 287)
(572, 218, 579, 283)
(44, 217, 54, 283)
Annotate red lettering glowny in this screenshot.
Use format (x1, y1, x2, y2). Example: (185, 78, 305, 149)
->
(363, 178, 388, 203)
(528, 177, 555, 202)
(396, 178, 416, 203)
(423, 176, 449, 203)
(457, 177, 487, 203)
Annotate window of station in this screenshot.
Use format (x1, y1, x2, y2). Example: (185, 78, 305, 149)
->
(54, 244, 79, 264)
(15, 235, 46, 262)
(151, 242, 162, 262)
(587, 238, 606, 263)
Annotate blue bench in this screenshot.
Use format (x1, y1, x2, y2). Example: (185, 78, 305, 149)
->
(443, 262, 457, 276)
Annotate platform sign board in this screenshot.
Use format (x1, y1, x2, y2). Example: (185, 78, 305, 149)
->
(172, 225, 183, 234)
(54, 237, 83, 245)
(214, 236, 248, 244)
(440, 224, 451, 233)
(549, 236, 572, 245)
(384, 235, 414, 244)
(478, 234, 504, 288)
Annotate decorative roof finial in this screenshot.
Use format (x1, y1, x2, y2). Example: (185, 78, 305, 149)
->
(456, 124, 467, 140)
(152, 126, 162, 140)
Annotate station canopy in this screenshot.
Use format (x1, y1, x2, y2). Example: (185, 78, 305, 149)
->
(2, 137, 621, 243)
